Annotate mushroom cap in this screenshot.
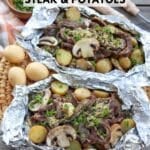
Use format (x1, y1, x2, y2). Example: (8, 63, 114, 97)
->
(39, 36, 58, 46)
(72, 38, 99, 58)
(46, 125, 77, 148)
(110, 124, 122, 146)
(28, 89, 51, 112)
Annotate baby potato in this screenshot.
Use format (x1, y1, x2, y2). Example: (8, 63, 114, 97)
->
(93, 90, 109, 98)
(3, 44, 25, 64)
(131, 49, 144, 65)
(56, 49, 72, 66)
(25, 62, 49, 81)
(74, 88, 91, 101)
(51, 81, 69, 96)
(66, 7, 81, 21)
(76, 59, 89, 70)
(29, 125, 47, 144)
(66, 140, 81, 150)
(8, 67, 26, 87)
(118, 57, 132, 70)
(121, 118, 135, 133)
(130, 37, 138, 47)
(96, 58, 112, 73)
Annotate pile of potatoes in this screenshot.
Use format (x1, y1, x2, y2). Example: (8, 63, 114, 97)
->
(3, 44, 50, 87)
(51, 80, 110, 100)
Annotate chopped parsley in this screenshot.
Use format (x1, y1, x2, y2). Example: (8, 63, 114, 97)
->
(100, 106, 110, 118)
(33, 94, 43, 104)
(45, 110, 56, 117)
(72, 113, 87, 126)
(13, 0, 33, 12)
(72, 102, 110, 128)
(73, 34, 82, 41)
(39, 121, 49, 126)
(102, 26, 112, 34)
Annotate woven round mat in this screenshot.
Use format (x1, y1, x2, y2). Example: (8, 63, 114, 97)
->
(0, 55, 31, 119)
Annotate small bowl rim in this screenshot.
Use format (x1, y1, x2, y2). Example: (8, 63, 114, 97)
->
(6, 0, 32, 14)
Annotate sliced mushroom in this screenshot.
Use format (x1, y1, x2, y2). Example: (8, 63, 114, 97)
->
(110, 124, 123, 146)
(72, 38, 99, 58)
(46, 125, 77, 148)
(42, 89, 51, 105)
(28, 102, 42, 112)
(39, 36, 58, 46)
(28, 89, 51, 112)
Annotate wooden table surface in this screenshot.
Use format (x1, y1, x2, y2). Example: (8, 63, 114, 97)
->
(0, 1, 149, 150)
(116, 0, 150, 31)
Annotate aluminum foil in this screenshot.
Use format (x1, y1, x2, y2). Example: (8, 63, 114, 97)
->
(1, 72, 150, 150)
(1, 5, 150, 150)
(16, 5, 150, 88)
(1, 74, 117, 150)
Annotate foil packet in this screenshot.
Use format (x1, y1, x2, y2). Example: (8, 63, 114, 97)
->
(16, 5, 150, 84)
(1, 72, 150, 150)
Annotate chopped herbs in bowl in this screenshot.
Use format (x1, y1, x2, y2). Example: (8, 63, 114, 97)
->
(13, 0, 33, 12)
(6, 0, 33, 20)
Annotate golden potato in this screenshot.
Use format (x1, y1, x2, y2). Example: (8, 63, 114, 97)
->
(29, 125, 47, 144)
(3, 44, 25, 64)
(74, 88, 91, 101)
(131, 49, 144, 65)
(51, 81, 69, 95)
(121, 118, 135, 133)
(66, 7, 81, 21)
(8, 67, 26, 87)
(130, 37, 138, 47)
(25, 62, 49, 81)
(118, 57, 132, 70)
(93, 90, 109, 98)
(76, 59, 89, 70)
(66, 140, 81, 150)
(96, 58, 112, 73)
(56, 49, 72, 66)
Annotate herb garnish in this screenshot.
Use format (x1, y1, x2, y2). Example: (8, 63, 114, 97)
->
(33, 93, 43, 104)
(45, 110, 56, 117)
(13, 0, 33, 12)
